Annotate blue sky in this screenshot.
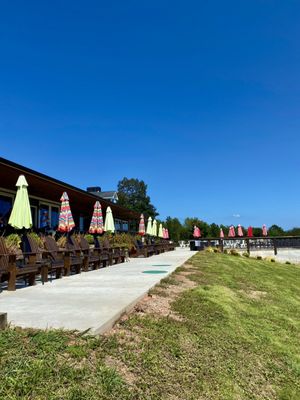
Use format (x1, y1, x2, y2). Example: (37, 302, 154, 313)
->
(1, 1, 299, 228)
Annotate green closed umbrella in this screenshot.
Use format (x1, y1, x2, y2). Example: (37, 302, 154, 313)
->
(104, 206, 115, 233)
(146, 216, 152, 235)
(152, 219, 157, 236)
(158, 223, 164, 238)
(8, 175, 32, 229)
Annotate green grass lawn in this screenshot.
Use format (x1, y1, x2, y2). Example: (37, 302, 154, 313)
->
(1, 252, 300, 399)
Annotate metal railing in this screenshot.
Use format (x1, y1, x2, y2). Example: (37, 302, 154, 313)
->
(190, 236, 300, 255)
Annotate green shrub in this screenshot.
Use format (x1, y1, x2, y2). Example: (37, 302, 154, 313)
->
(5, 234, 21, 253)
(84, 234, 95, 244)
(205, 247, 215, 253)
(230, 249, 240, 256)
(242, 252, 250, 258)
(256, 256, 262, 260)
(223, 249, 228, 254)
(286, 261, 291, 265)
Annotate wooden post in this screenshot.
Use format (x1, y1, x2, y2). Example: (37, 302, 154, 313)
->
(273, 239, 278, 255)
(0, 312, 7, 330)
(246, 238, 250, 254)
(220, 239, 224, 253)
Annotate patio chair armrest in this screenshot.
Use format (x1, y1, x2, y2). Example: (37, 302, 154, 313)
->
(0, 253, 17, 262)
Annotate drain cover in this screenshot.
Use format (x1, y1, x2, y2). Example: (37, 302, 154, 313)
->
(142, 270, 168, 274)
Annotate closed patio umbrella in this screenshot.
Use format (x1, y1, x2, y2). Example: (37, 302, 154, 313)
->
(262, 224, 268, 236)
(247, 226, 253, 237)
(158, 223, 164, 238)
(138, 214, 145, 236)
(8, 175, 32, 229)
(104, 206, 115, 233)
(146, 216, 152, 235)
(165, 229, 169, 239)
(220, 228, 224, 238)
(237, 224, 244, 237)
(193, 226, 201, 238)
(228, 225, 235, 237)
(58, 192, 75, 232)
(152, 219, 157, 236)
(89, 201, 103, 234)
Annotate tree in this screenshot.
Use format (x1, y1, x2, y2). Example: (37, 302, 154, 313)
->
(209, 223, 220, 237)
(117, 178, 158, 218)
(286, 227, 300, 236)
(165, 217, 185, 242)
(268, 225, 285, 237)
(184, 218, 210, 238)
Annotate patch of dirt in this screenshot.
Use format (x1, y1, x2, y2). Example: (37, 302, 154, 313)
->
(240, 290, 267, 300)
(102, 265, 200, 388)
(107, 266, 198, 338)
(133, 271, 197, 322)
(105, 355, 136, 384)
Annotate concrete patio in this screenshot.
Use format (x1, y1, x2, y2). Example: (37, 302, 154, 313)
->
(0, 248, 196, 334)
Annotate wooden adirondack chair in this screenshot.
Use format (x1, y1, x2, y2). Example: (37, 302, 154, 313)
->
(133, 240, 148, 257)
(44, 236, 81, 276)
(103, 239, 121, 265)
(22, 234, 50, 283)
(25, 235, 64, 281)
(94, 237, 111, 266)
(0, 237, 39, 291)
(77, 236, 101, 270)
(64, 235, 85, 273)
(145, 239, 155, 257)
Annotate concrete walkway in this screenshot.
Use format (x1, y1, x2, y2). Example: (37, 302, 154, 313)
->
(0, 248, 196, 334)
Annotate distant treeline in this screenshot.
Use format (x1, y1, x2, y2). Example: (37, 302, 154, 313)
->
(164, 217, 300, 242)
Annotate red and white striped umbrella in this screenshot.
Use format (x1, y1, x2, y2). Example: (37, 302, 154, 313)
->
(237, 224, 244, 237)
(247, 226, 253, 237)
(165, 229, 169, 239)
(138, 214, 145, 236)
(193, 226, 201, 238)
(228, 225, 236, 237)
(220, 228, 224, 238)
(262, 224, 268, 236)
(58, 192, 75, 232)
(89, 201, 103, 234)
(163, 227, 166, 239)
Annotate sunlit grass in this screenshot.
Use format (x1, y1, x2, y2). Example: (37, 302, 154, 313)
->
(1, 252, 300, 399)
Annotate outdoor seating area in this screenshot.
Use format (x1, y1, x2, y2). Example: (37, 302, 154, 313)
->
(0, 172, 175, 291)
(0, 233, 175, 291)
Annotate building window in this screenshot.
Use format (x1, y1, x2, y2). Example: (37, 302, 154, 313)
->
(79, 215, 84, 232)
(39, 204, 59, 229)
(0, 194, 13, 227)
(115, 219, 121, 231)
(31, 206, 37, 227)
(122, 220, 129, 231)
(39, 204, 50, 229)
(51, 207, 59, 229)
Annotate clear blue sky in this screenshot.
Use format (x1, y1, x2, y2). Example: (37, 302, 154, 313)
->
(1, 1, 299, 228)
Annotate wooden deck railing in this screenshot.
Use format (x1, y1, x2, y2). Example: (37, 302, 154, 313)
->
(190, 236, 300, 255)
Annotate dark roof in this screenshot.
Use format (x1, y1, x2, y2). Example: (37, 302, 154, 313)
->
(0, 157, 140, 220)
(98, 191, 117, 198)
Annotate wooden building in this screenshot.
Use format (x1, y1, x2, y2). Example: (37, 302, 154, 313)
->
(0, 157, 139, 233)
